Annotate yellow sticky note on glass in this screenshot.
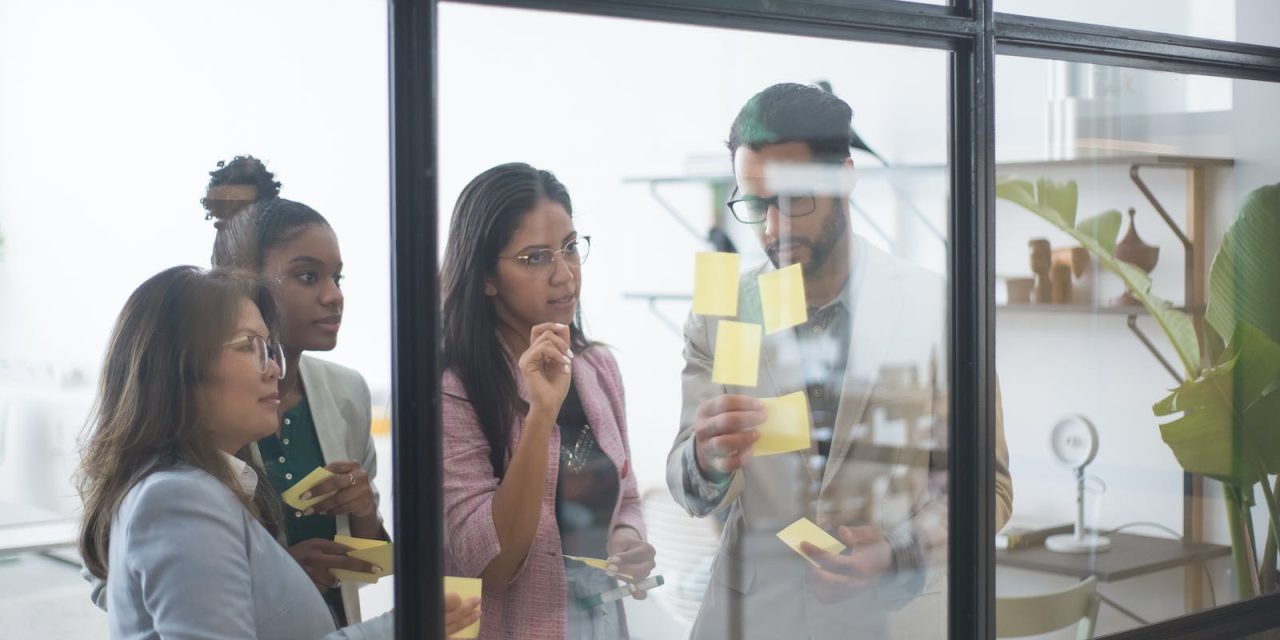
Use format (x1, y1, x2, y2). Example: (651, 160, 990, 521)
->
(281, 467, 336, 510)
(331, 535, 394, 584)
(711, 320, 761, 387)
(777, 518, 847, 567)
(693, 252, 741, 316)
(755, 391, 812, 456)
(444, 576, 483, 639)
(758, 263, 808, 334)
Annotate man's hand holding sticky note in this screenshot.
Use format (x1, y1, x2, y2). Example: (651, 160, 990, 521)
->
(711, 320, 762, 387)
(755, 391, 812, 456)
(330, 535, 393, 584)
(282, 467, 337, 511)
(444, 576, 483, 639)
(693, 252, 741, 317)
(777, 517, 847, 567)
(758, 263, 808, 334)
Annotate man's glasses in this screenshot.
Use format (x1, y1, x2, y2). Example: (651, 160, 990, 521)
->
(224, 334, 286, 378)
(725, 188, 817, 224)
(499, 236, 592, 273)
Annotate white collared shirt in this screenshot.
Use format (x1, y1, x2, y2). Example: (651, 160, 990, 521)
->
(219, 451, 259, 495)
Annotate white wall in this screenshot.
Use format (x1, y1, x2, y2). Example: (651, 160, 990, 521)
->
(0, 0, 392, 396)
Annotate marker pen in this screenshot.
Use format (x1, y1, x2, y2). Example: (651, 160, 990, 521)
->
(576, 575, 665, 609)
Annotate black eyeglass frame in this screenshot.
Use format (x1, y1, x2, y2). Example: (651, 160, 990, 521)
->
(724, 187, 819, 224)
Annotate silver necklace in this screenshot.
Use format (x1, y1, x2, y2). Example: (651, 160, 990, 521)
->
(560, 423, 595, 473)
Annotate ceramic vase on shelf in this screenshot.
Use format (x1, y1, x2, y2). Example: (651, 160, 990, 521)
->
(1113, 207, 1160, 306)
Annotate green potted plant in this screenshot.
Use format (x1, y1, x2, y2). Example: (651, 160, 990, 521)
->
(998, 177, 1280, 600)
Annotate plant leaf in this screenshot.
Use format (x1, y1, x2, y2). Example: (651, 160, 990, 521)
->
(1076, 210, 1123, 255)
(1207, 183, 1280, 348)
(1036, 177, 1079, 228)
(1154, 323, 1280, 486)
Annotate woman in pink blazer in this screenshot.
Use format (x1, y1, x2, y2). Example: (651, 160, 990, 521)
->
(439, 163, 655, 640)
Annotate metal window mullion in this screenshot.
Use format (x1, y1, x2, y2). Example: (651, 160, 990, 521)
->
(451, 0, 974, 50)
(995, 13, 1280, 81)
(951, 1, 997, 639)
(391, 0, 444, 639)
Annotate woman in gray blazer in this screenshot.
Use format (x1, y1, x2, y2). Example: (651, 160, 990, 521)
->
(77, 266, 399, 638)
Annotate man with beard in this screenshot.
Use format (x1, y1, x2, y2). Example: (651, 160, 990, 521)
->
(666, 83, 1013, 639)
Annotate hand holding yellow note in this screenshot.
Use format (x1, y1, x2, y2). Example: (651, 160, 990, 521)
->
(445, 576, 483, 639)
(331, 535, 393, 584)
(281, 467, 336, 511)
(777, 517, 847, 567)
(758, 263, 808, 334)
(711, 320, 762, 387)
(755, 391, 812, 456)
(693, 252, 741, 316)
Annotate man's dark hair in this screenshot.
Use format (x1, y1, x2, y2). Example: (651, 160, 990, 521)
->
(727, 82, 853, 163)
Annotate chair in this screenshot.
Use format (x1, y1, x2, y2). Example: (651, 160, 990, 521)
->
(638, 486, 722, 625)
(996, 576, 1100, 639)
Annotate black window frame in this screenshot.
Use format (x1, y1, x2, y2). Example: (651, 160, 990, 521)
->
(387, 1, 1280, 638)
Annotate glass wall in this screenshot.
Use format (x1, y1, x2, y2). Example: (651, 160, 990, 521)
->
(4, 0, 1279, 638)
(993, 54, 1280, 635)
(0, 0, 393, 636)
(437, 4, 960, 638)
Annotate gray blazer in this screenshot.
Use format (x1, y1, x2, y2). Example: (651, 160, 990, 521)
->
(667, 237, 1013, 640)
(105, 464, 392, 639)
(88, 356, 384, 622)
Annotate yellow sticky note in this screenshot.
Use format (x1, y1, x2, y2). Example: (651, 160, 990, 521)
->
(444, 576, 483, 639)
(693, 252, 741, 316)
(281, 467, 336, 510)
(777, 518, 847, 567)
(711, 320, 762, 387)
(564, 554, 609, 571)
(758, 263, 808, 334)
(755, 391, 812, 456)
(564, 554, 635, 581)
(331, 535, 394, 584)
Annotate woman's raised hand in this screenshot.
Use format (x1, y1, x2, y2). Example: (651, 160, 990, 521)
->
(518, 322, 573, 419)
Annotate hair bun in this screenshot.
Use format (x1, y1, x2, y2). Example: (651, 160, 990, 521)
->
(201, 155, 282, 222)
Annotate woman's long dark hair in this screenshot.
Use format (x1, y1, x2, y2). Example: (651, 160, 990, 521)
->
(77, 266, 284, 579)
(441, 163, 589, 479)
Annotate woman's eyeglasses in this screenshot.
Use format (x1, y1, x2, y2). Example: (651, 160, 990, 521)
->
(499, 235, 592, 273)
(224, 334, 286, 378)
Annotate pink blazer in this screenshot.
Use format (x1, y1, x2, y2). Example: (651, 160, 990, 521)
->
(442, 345, 646, 640)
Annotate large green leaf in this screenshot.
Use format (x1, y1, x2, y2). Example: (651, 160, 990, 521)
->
(1207, 183, 1280, 348)
(1154, 323, 1280, 486)
(1077, 210, 1123, 255)
(1036, 177, 1078, 228)
(997, 176, 1202, 376)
